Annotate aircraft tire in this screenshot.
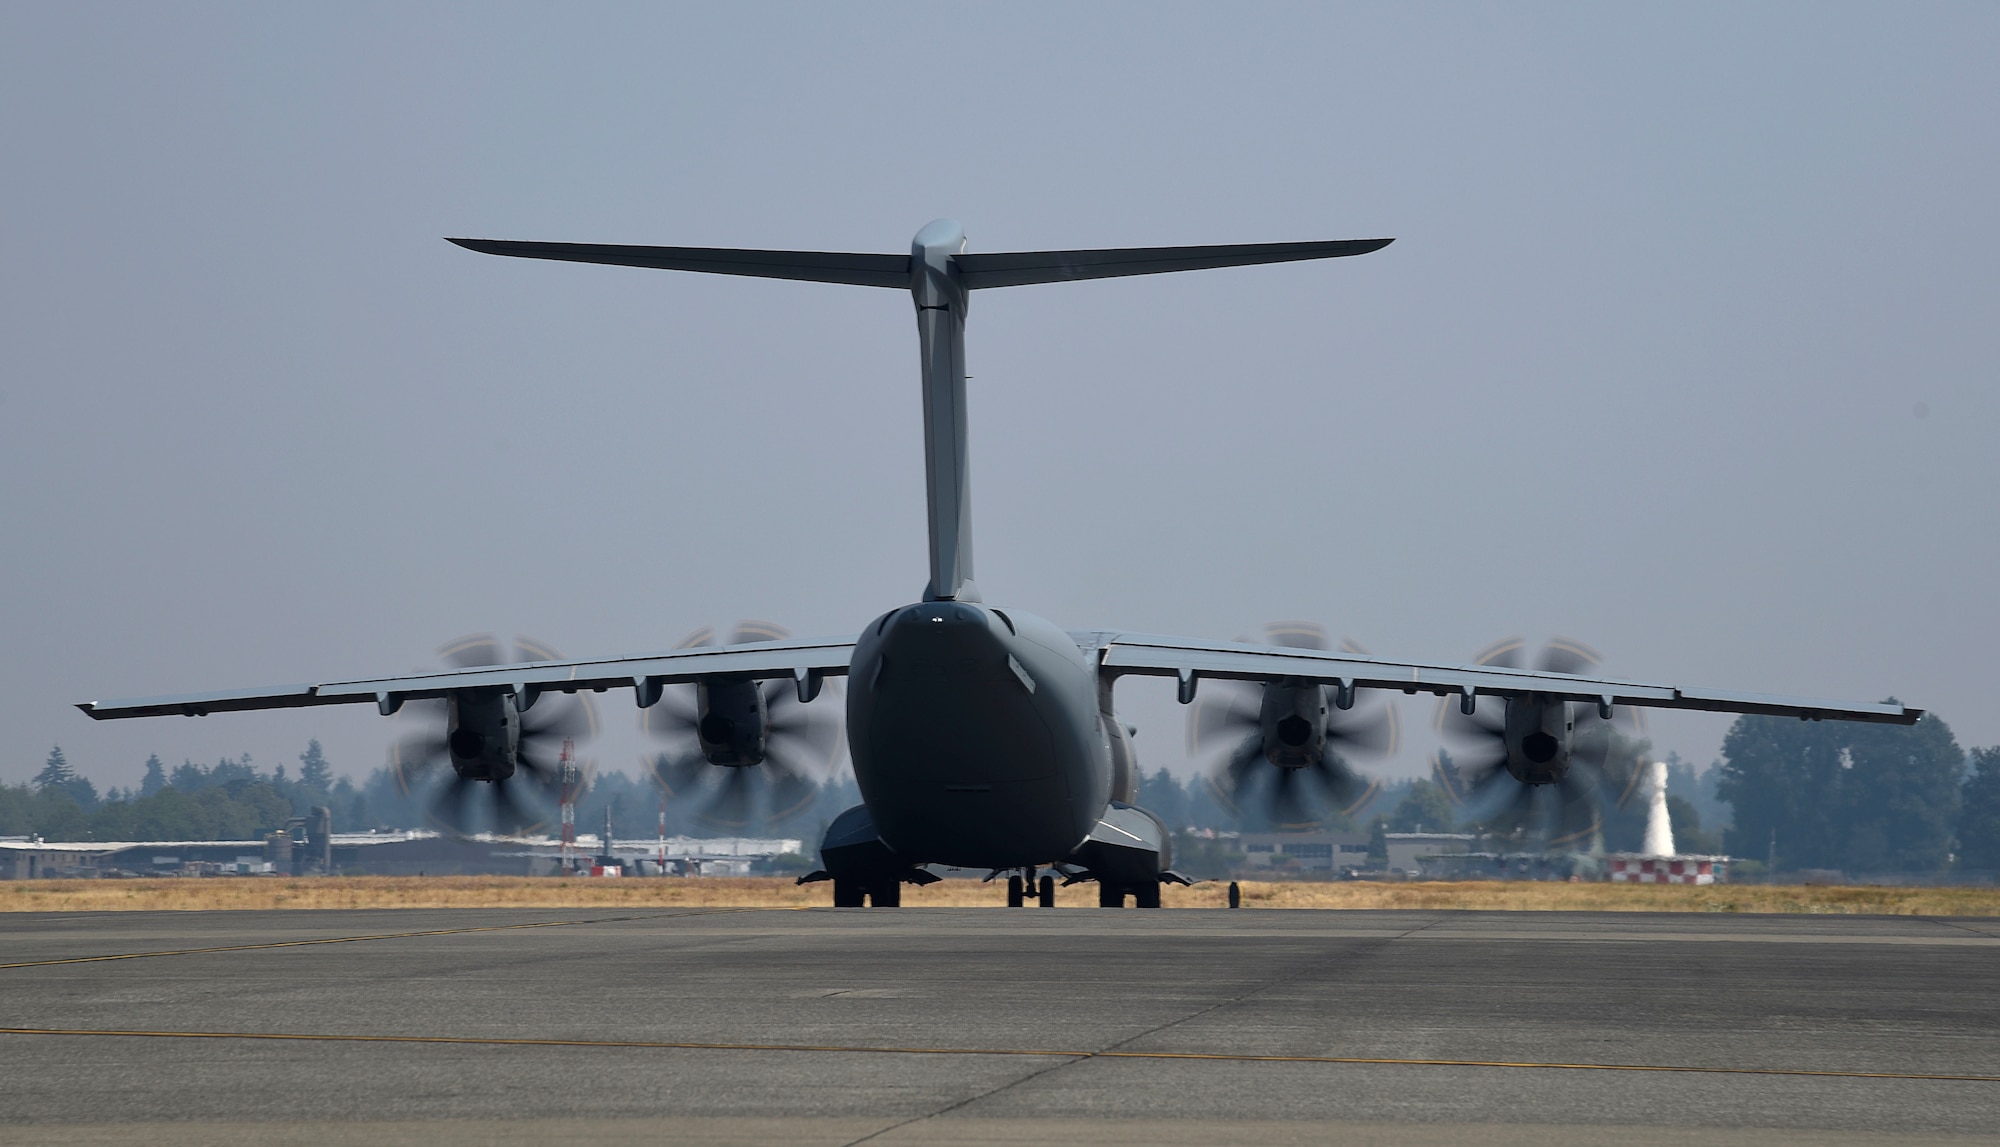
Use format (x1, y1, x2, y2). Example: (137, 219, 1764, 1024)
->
(870, 879, 902, 908)
(1134, 882, 1162, 909)
(1097, 882, 1124, 908)
(1006, 875, 1024, 908)
(1037, 874, 1056, 908)
(833, 879, 866, 908)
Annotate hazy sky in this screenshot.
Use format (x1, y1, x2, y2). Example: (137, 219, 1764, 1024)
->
(3, 3, 1994, 797)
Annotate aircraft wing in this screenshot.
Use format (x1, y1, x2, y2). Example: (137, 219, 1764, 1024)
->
(1085, 632, 1920, 724)
(77, 636, 859, 720)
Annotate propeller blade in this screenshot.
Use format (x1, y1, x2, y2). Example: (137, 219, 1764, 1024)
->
(1536, 637, 1602, 677)
(1465, 780, 1540, 843)
(1570, 704, 1645, 807)
(1188, 684, 1259, 755)
(1471, 637, 1526, 670)
(438, 634, 505, 670)
(642, 688, 700, 740)
(428, 775, 476, 835)
(729, 619, 791, 645)
(1436, 698, 1506, 745)
(522, 691, 600, 745)
(1218, 734, 1264, 797)
(513, 637, 565, 665)
(489, 776, 534, 835)
(1548, 771, 1600, 848)
(653, 751, 709, 799)
(1268, 768, 1319, 830)
(390, 733, 448, 794)
(1326, 704, 1397, 757)
(760, 748, 818, 823)
(703, 768, 755, 829)
(1306, 747, 1370, 811)
(1262, 621, 1329, 650)
(761, 681, 842, 763)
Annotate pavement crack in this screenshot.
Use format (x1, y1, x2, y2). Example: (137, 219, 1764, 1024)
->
(839, 912, 1455, 1144)
(1085, 912, 1453, 1059)
(1921, 915, 2000, 939)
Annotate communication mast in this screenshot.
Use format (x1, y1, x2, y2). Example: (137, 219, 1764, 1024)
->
(658, 794, 667, 876)
(558, 738, 579, 873)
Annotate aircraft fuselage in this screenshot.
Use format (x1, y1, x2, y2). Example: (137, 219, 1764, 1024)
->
(846, 600, 1111, 867)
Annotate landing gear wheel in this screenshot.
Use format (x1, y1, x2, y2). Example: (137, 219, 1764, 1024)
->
(833, 879, 865, 908)
(1134, 882, 1162, 909)
(1038, 874, 1056, 908)
(1006, 875, 1025, 908)
(869, 879, 901, 908)
(1098, 882, 1124, 908)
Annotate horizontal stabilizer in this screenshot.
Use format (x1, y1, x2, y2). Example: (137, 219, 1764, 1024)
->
(445, 238, 911, 288)
(448, 235, 1395, 292)
(956, 238, 1393, 289)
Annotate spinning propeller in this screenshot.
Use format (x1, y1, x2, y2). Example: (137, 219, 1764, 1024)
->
(392, 635, 599, 836)
(1188, 623, 1400, 830)
(1431, 637, 1645, 848)
(642, 622, 843, 830)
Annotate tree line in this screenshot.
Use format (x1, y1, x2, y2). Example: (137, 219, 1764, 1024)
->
(9, 707, 2000, 876)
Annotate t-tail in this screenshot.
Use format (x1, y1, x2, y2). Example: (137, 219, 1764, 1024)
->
(448, 224, 1393, 602)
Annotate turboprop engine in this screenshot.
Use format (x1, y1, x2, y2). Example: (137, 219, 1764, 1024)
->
(390, 635, 600, 835)
(444, 688, 522, 781)
(1498, 693, 1570, 786)
(1432, 637, 1644, 848)
(692, 677, 771, 766)
(1188, 624, 1399, 829)
(642, 622, 843, 829)
(1259, 680, 1335, 769)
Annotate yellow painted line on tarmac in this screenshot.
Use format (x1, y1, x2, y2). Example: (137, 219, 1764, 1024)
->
(0, 908, 763, 971)
(2, 1026, 1995, 1084)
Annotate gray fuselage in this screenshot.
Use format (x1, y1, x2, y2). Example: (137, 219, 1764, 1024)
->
(845, 600, 1112, 867)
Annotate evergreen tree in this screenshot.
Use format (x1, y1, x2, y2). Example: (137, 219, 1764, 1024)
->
(139, 754, 167, 797)
(1957, 748, 2000, 872)
(298, 739, 333, 789)
(1137, 768, 1191, 830)
(1717, 708, 1963, 874)
(170, 759, 207, 792)
(34, 746, 75, 788)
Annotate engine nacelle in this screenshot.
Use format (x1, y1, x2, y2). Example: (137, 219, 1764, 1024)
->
(1103, 714, 1139, 803)
(1502, 694, 1571, 785)
(1260, 680, 1330, 768)
(446, 688, 521, 781)
(1098, 675, 1140, 803)
(695, 676, 769, 766)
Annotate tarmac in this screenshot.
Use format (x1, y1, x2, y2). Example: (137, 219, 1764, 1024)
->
(2, 905, 1998, 1145)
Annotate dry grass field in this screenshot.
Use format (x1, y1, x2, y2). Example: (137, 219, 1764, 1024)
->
(2, 876, 1997, 915)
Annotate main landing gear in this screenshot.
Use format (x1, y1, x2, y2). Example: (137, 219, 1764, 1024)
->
(1097, 881, 1161, 908)
(831, 878, 900, 908)
(1004, 868, 1058, 907)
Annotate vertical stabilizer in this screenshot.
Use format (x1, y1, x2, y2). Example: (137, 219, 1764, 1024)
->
(446, 223, 1395, 605)
(911, 220, 977, 602)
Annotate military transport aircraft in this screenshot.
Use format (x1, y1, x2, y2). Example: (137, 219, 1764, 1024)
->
(79, 220, 1920, 907)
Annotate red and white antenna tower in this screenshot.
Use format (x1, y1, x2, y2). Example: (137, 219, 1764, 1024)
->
(558, 738, 579, 873)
